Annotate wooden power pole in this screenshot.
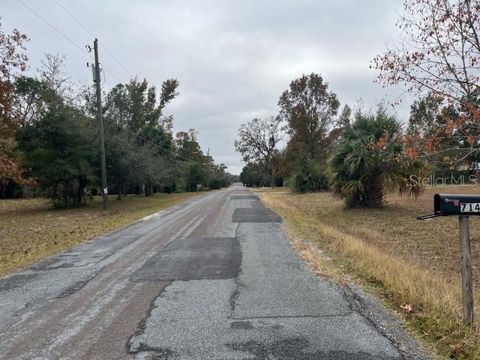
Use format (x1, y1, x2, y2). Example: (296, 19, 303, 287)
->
(93, 38, 108, 210)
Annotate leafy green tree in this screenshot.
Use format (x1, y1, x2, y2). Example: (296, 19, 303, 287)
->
(175, 130, 204, 162)
(208, 163, 229, 189)
(278, 73, 340, 167)
(329, 107, 426, 208)
(100, 78, 179, 195)
(103, 78, 178, 133)
(240, 163, 266, 187)
(18, 103, 96, 208)
(185, 163, 206, 191)
(175, 130, 208, 191)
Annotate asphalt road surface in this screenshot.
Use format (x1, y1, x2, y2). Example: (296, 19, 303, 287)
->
(0, 185, 427, 359)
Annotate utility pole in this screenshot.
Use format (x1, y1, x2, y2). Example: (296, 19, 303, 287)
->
(93, 38, 108, 210)
(207, 148, 210, 190)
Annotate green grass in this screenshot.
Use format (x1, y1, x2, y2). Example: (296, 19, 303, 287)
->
(0, 192, 199, 276)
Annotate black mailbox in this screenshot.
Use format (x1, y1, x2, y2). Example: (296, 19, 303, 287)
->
(418, 193, 477, 325)
(434, 194, 480, 216)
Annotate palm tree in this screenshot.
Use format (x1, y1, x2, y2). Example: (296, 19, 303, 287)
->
(329, 108, 426, 208)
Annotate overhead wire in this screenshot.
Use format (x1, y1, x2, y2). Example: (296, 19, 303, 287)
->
(17, 0, 90, 60)
(18, 0, 126, 85)
(52, 0, 134, 79)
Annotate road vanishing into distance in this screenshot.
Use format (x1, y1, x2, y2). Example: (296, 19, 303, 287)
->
(0, 185, 427, 359)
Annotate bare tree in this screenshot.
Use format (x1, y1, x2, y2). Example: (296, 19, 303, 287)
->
(234, 116, 283, 187)
(373, 0, 479, 104)
(12, 54, 72, 127)
(372, 0, 480, 158)
(39, 53, 71, 96)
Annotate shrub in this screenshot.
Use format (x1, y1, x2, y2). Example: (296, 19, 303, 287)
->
(291, 163, 329, 193)
(329, 108, 425, 208)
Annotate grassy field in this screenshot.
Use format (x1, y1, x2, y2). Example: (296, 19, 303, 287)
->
(257, 186, 480, 359)
(0, 192, 199, 276)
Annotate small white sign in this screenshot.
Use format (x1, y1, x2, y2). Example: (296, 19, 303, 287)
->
(103, 187, 108, 195)
(460, 203, 480, 213)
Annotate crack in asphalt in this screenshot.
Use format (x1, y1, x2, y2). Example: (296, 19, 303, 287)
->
(229, 223, 243, 315)
(126, 284, 172, 355)
(56, 272, 100, 299)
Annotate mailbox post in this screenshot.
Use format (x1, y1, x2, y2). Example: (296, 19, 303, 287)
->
(459, 216, 474, 324)
(418, 193, 480, 325)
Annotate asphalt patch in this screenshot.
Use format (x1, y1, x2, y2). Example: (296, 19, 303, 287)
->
(131, 237, 241, 281)
(232, 208, 282, 223)
(227, 338, 399, 360)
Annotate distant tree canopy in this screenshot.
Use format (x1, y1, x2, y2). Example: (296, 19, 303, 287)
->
(239, 162, 282, 188)
(278, 73, 340, 168)
(234, 116, 282, 187)
(277, 73, 341, 192)
(235, 73, 349, 193)
(240, 163, 265, 187)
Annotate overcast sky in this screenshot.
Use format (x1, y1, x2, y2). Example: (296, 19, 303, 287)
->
(3, 0, 409, 174)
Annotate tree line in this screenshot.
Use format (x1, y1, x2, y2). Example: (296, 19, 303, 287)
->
(236, 0, 480, 209)
(0, 24, 233, 208)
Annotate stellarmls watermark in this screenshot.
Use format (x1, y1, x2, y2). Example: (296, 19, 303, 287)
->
(409, 174, 479, 187)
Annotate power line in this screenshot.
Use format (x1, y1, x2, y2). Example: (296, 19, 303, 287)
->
(17, 0, 90, 60)
(52, 0, 134, 79)
(101, 67, 123, 86)
(19, 0, 126, 85)
(52, 0, 92, 37)
(100, 45, 133, 79)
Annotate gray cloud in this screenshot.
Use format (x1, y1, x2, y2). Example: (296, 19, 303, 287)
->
(3, 0, 409, 174)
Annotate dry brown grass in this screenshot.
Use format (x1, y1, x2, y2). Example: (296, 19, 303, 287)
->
(0, 193, 199, 276)
(257, 186, 480, 359)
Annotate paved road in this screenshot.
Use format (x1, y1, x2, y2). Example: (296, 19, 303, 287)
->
(0, 185, 425, 359)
